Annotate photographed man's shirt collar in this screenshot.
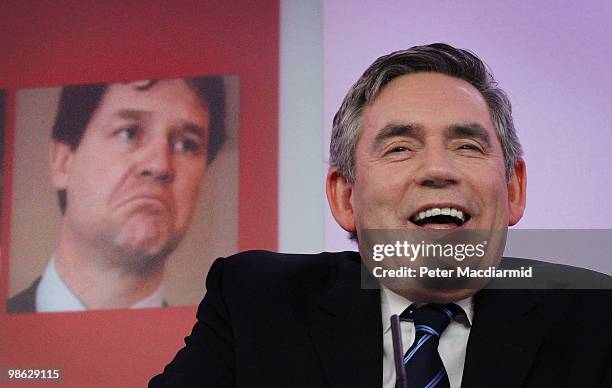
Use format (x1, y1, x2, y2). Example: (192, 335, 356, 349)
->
(380, 285, 474, 333)
(36, 255, 165, 312)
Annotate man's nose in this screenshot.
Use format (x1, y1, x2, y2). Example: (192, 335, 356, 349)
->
(138, 138, 174, 182)
(413, 146, 460, 188)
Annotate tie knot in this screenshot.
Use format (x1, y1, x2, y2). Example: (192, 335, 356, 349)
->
(400, 303, 464, 337)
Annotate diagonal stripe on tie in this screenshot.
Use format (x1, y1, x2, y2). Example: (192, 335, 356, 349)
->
(404, 334, 432, 363)
(424, 368, 446, 388)
(415, 324, 440, 337)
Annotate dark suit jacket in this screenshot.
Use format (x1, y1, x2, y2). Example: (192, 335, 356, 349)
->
(150, 251, 612, 387)
(6, 277, 40, 314)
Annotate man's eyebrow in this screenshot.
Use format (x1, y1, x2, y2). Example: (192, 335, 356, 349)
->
(373, 123, 421, 148)
(117, 109, 151, 120)
(446, 123, 492, 148)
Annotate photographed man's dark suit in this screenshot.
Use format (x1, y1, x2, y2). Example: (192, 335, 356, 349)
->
(6, 277, 40, 313)
(150, 251, 612, 388)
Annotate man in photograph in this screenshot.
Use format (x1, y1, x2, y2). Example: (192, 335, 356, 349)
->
(151, 44, 611, 387)
(7, 77, 225, 313)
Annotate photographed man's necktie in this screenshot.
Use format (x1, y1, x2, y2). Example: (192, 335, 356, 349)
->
(399, 303, 464, 388)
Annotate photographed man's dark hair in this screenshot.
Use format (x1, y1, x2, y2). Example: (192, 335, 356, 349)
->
(52, 76, 226, 212)
(330, 43, 523, 184)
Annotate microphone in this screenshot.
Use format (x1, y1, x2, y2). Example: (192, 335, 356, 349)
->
(391, 314, 408, 388)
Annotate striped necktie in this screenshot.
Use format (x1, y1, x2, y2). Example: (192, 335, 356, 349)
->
(399, 303, 464, 388)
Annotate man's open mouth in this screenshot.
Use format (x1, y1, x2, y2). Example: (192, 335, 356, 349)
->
(409, 207, 471, 229)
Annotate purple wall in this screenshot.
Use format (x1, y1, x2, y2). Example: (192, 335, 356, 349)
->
(323, 0, 612, 253)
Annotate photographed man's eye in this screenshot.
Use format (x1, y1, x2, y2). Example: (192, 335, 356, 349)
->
(117, 125, 139, 141)
(174, 137, 203, 154)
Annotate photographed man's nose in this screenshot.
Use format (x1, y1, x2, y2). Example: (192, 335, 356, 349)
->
(414, 146, 460, 188)
(139, 138, 174, 182)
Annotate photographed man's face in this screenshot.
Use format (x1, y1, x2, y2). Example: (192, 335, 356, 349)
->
(51, 80, 209, 270)
(328, 72, 526, 301)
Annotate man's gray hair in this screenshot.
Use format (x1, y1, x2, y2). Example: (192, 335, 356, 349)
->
(329, 43, 523, 182)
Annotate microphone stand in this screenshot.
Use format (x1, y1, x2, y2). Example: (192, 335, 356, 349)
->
(391, 314, 408, 388)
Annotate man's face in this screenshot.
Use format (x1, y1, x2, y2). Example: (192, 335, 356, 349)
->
(328, 72, 526, 301)
(51, 80, 209, 270)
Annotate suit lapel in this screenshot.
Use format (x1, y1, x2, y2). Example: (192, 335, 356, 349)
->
(7, 276, 41, 313)
(461, 288, 549, 388)
(308, 259, 383, 388)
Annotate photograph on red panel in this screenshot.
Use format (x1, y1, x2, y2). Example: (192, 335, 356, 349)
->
(7, 76, 239, 313)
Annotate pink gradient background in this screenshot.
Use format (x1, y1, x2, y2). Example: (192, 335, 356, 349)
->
(322, 1, 612, 252)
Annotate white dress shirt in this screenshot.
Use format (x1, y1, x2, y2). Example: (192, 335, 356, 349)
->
(36, 255, 164, 312)
(381, 286, 473, 388)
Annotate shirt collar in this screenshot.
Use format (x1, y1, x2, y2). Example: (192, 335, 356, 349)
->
(37, 255, 86, 312)
(36, 255, 165, 312)
(380, 285, 474, 334)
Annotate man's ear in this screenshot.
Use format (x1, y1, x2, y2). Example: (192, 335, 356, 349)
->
(49, 141, 73, 190)
(326, 168, 356, 233)
(507, 159, 527, 226)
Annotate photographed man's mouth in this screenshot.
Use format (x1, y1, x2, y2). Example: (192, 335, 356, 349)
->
(117, 193, 172, 213)
(409, 206, 472, 230)
(131, 196, 168, 208)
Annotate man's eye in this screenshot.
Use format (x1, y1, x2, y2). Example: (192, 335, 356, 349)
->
(174, 138, 203, 154)
(458, 143, 482, 152)
(117, 126, 138, 141)
(385, 145, 409, 155)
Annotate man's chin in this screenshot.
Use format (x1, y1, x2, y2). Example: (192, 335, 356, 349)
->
(110, 222, 179, 273)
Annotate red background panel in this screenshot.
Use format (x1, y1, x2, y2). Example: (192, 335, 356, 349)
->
(0, 1, 279, 386)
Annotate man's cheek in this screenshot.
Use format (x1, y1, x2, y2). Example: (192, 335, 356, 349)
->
(180, 178, 204, 202)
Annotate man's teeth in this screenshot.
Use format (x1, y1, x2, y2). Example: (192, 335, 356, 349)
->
(413, 207, 465, 223)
